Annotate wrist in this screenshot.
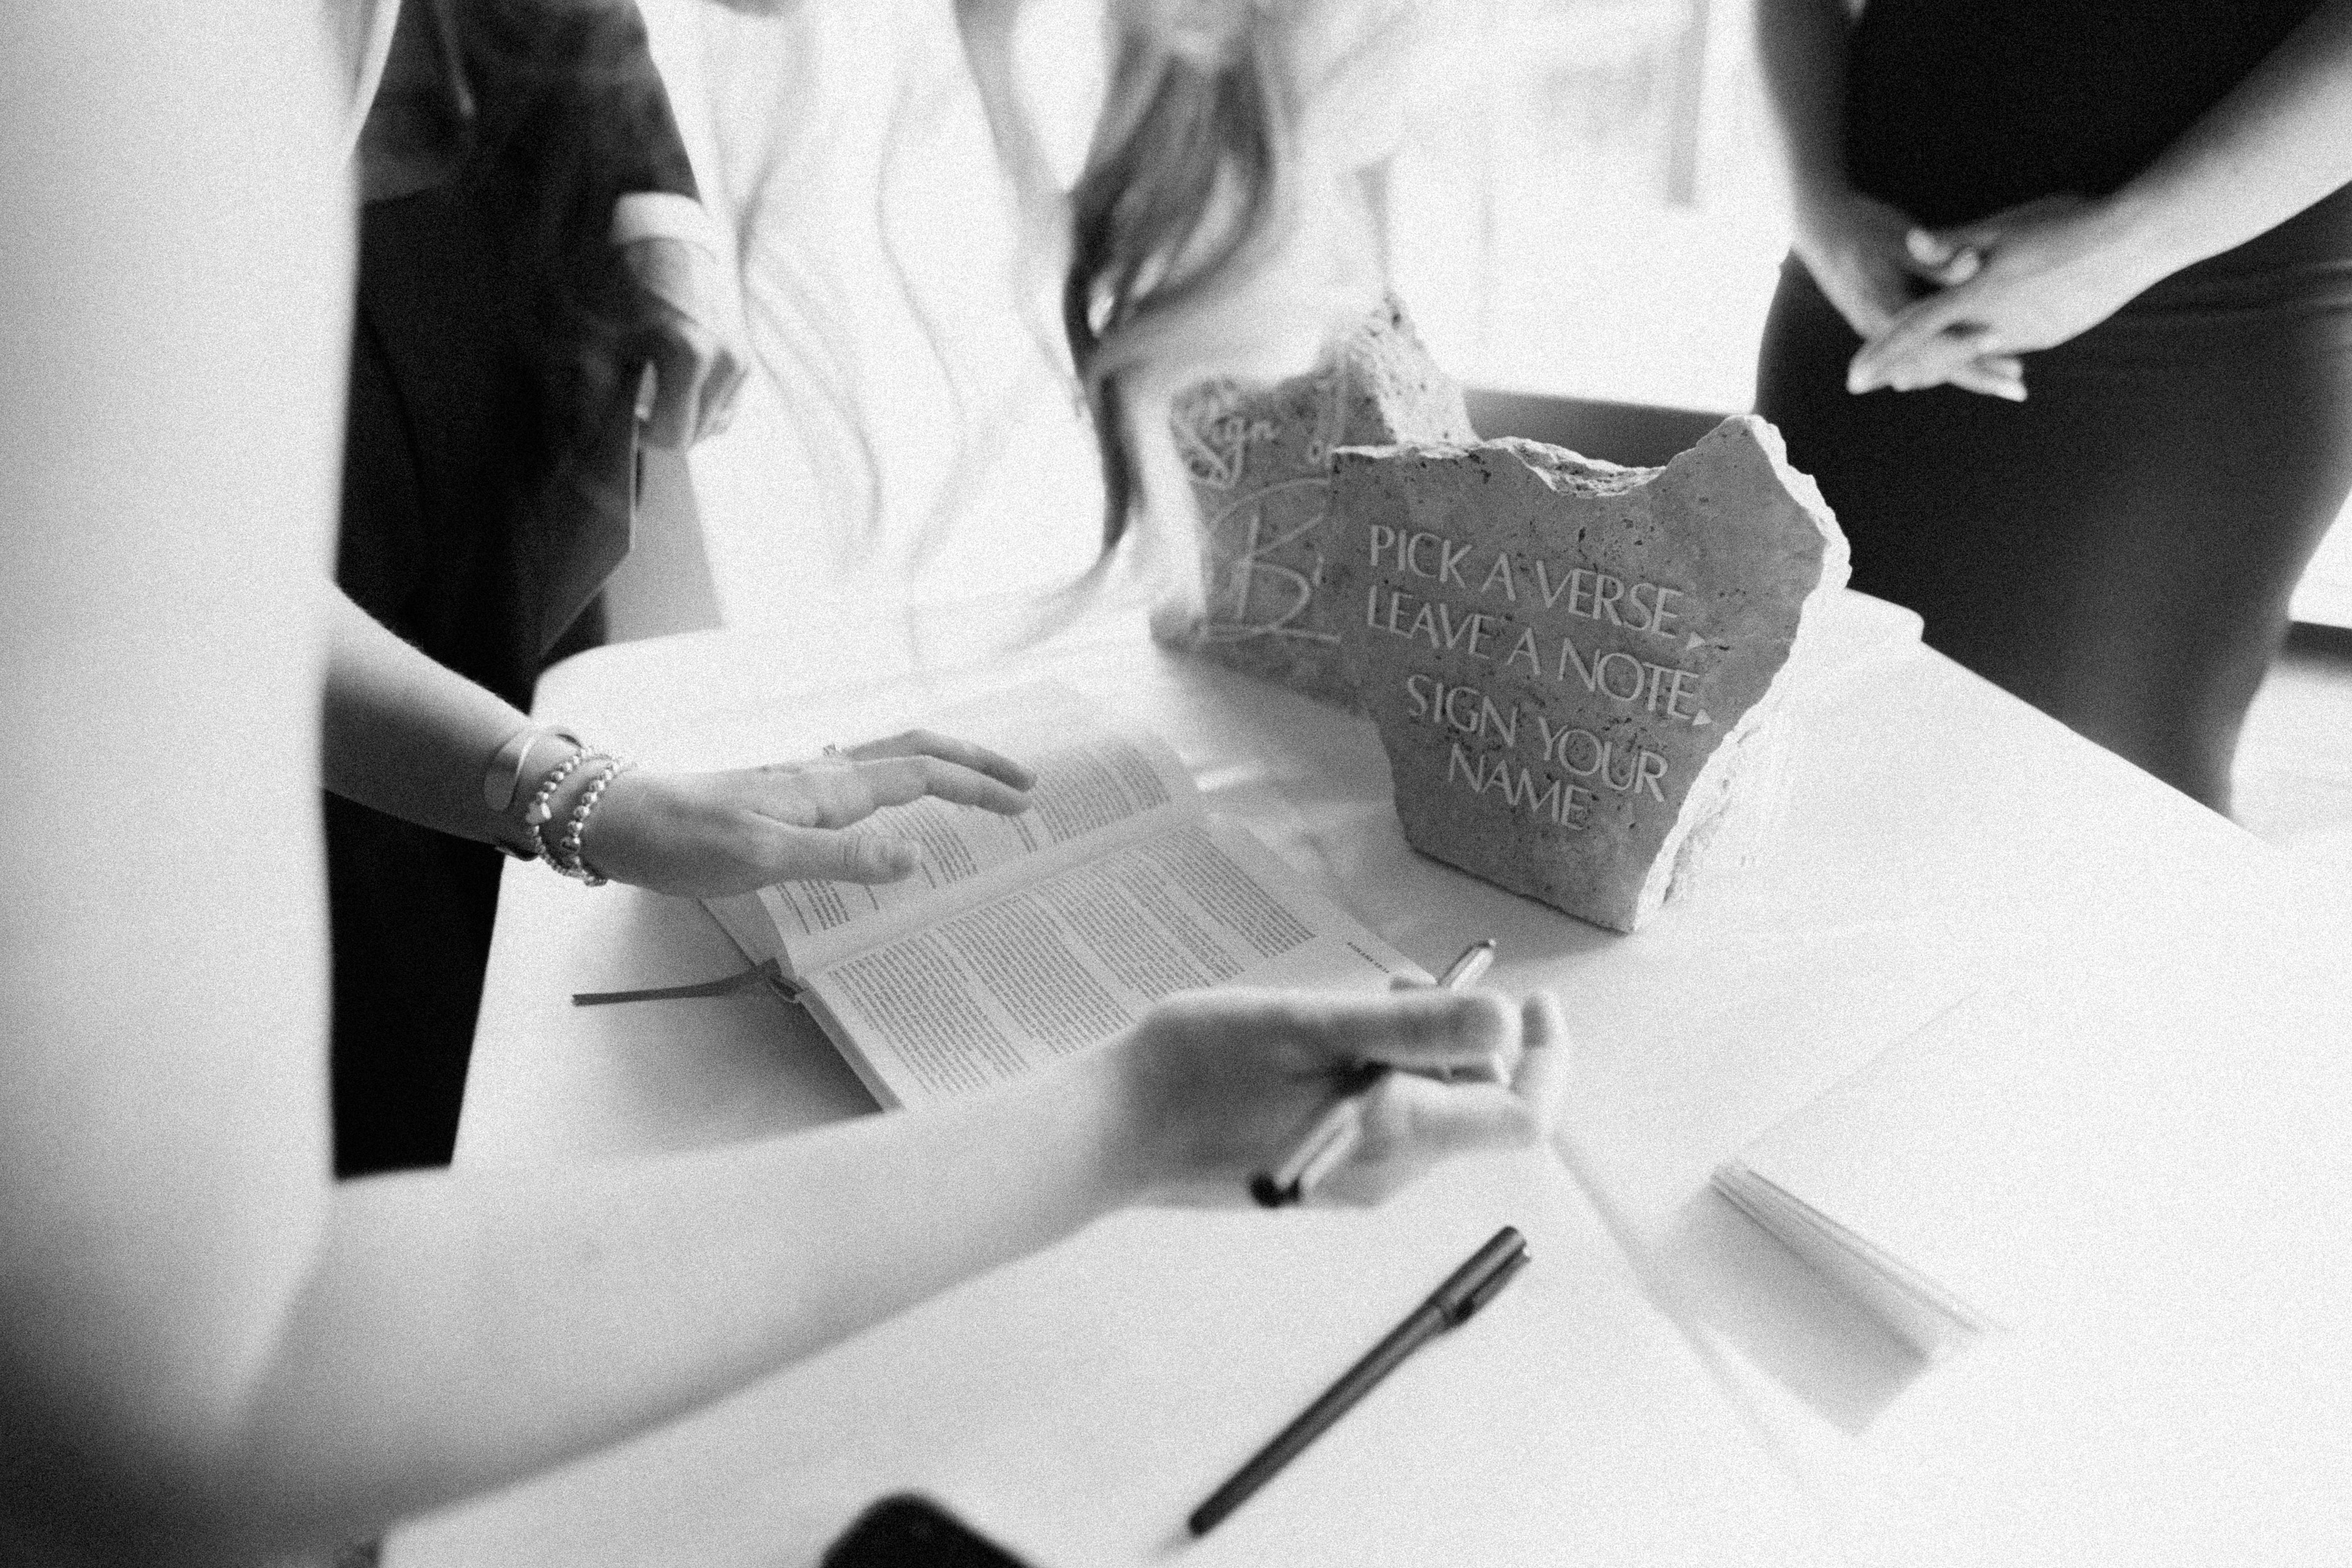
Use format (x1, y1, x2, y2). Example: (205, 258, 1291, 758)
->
(2084, 185, 2196, 292)
(543, 756, 638, 884)
(1083, 1034, 1164, 1209)
(483, 724, 584, 814)
(490, 734, 639, 885)
(552, 761, 658, 885)
(533, 754, 606, 841)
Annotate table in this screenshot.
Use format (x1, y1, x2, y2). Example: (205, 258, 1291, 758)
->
(393, 587, 2352, 1567)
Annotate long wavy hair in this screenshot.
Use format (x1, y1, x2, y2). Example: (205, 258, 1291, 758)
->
(709, 1, 1392, 607)
(1061, 4, 1293, 551)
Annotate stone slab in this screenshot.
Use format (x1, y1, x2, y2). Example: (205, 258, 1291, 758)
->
(1164, 296, 1473, 706)
(1327, 417, 1850, 931)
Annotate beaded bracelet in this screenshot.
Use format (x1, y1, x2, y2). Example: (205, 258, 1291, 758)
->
(518, 745, 592, 864)
(553, 756, 637, 885)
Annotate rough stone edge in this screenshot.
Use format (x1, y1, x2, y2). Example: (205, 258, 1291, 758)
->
(1626, 415, 1850, 927)
(1152, 296, 1473, 708)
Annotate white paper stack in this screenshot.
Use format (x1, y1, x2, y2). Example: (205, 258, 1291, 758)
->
(1712, 991, 2041, 1359)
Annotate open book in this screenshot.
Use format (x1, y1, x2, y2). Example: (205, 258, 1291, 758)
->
(705, 682, 1420, 1108)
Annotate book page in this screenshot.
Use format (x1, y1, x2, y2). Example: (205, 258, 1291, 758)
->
(704, 682, 1199, 972)
(801, 818, 1417, 1108)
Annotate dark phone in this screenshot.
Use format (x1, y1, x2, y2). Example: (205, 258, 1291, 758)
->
(818, 1495, 1032, 1568)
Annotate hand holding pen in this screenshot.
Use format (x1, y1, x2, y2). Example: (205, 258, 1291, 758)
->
(1253, 940, 1496, 1206)
(1111, 968, 1565, 1210)
(1249, 943, 1567, 1208)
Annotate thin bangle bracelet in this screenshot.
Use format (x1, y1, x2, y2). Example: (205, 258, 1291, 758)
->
(484, 723, 585, 812)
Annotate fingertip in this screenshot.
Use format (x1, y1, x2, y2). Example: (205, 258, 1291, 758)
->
(1442, 986, 1514, 1041)
(1511, 996, 1572, 1127)
(983, 784, 1035, 816)
(1519, 990, 1569, 1049)
(1904, 227, 1948, 263)
(1366, 1075, 1537, 1160)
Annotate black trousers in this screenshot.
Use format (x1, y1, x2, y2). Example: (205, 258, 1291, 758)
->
(1757, 252, 2352, 810)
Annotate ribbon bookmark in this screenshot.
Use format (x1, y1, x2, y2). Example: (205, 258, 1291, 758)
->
(572, 957, 793, 1007)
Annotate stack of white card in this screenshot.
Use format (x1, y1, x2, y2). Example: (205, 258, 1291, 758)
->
(1712, 991, 2043, 1360)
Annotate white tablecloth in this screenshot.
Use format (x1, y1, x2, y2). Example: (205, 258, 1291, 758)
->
(395, 587, 2352, 1567)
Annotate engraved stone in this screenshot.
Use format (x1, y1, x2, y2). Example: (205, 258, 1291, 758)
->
(1166, 297, 1474, 705)
(1327, 416, 1850, 931)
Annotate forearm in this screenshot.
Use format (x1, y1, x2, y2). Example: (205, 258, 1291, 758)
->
(230, 1049, 1138, 1547)
(320, 583, 549, 845)
(2099, 0, 2352, 279)
(1752, 0, 1856, 215)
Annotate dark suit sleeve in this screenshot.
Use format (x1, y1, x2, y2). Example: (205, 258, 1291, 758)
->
(572, 0, 698, 202)
(466, 0, 698, 215)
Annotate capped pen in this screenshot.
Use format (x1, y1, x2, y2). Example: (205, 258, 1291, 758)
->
(1187, 1225, 1531, 1537)
(1431, 937, 1498, 992)
(1251, 940, 1498, 1208)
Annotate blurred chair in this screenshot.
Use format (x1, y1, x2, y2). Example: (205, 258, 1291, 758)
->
(1464, 388, 1727, 468)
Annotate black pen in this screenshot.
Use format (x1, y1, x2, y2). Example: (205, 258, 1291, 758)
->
(1187, 1225, 1531, 1537)
(1251, 940, 1498, 1208)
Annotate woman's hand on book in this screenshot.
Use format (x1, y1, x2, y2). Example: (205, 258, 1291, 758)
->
(1113, 989, 1568, 1207)
(579, 731, 1036, 896)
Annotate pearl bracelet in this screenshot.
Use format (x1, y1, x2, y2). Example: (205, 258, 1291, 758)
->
(519, 745, 591, 864)
(552, 756, 637, 885)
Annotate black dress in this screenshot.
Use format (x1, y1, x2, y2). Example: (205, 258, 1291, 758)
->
(1755, 0, 2352, 810)
(330, 0, 696, 1177)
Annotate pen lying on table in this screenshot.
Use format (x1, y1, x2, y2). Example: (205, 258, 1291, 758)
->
(1250, 939, 1498, 1208)
(1187, 1224, 1531, 1537)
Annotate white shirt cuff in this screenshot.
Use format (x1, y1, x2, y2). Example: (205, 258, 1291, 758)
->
(610, 192, 723, 264)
